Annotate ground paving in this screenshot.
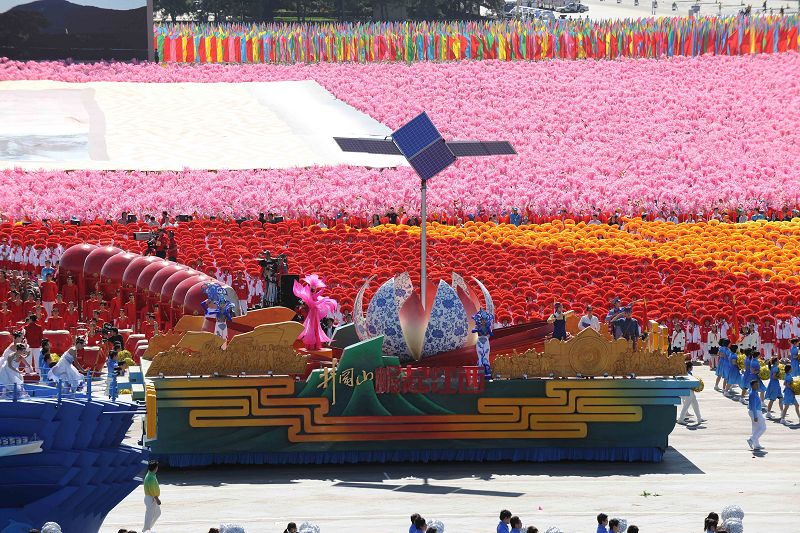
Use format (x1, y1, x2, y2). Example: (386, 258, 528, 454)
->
(102, 366, 798, 532)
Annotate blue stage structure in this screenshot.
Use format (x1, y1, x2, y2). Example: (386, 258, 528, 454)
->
(0, 382, 147, 533)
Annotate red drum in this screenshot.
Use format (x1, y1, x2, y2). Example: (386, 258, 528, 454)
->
(43, 330, 71, 355)
(0, 331, 12, 350)
(133, 344, 148, 364)
(134, 340, 149, 363)
(125, 333, 145, 353)
(119, 329, 133, 345)
(77, 346, 104, 373)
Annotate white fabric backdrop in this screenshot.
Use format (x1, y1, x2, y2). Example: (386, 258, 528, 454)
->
(0, 80, 405, 171)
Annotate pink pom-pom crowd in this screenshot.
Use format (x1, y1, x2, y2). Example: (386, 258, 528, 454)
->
(2, 11, 800, 532)
(1, 43, 799, 369)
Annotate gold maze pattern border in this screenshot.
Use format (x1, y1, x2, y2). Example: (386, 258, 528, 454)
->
(149, 376, 695, 442)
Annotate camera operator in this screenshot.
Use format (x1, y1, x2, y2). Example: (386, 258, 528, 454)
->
(155, 229, 168, 259)
(144, 232, 158, 256)
(103, 324, 124, 348)
(256, 251, 278, 307)
(167, 230, 178, 262)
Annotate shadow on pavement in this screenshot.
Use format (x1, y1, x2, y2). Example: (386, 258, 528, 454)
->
(163, 446, 703, 488)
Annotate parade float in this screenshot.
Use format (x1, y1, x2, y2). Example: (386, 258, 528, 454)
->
(140, 272, 695, 467)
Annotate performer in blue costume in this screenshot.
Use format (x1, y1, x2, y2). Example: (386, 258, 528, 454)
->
(747, 379, 766, 451)
(749, 352, 765, 403)
(201, 282, 235, 340)
(725, 344, 742, 397)
(473, 309, 494, 378)
(738, 351, 754, 404)
(721, 341, 735, 392)
(790, 339, 800, 378)
(714, 339, 730, 391)
(764, 356, 783, 419)
(779, 364, 799, 426)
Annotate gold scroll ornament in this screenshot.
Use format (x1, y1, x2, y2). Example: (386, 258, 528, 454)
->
(493, 327, 686, 379)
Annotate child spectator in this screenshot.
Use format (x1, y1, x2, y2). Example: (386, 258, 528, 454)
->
(53, 293, 67, 317)
(61, 276, 78, 305)
(0, 270, 9, 301)
(22, 293, 36, 317)
(498, 510, 512, 533)
(97, 301, 111, 324)
(141, 313, 159, 340)
(597, 513, 609, 533)
(46, 307, 65, 330)
(8, 292, 23, 323)
(40, 273, 58, 317)
(64, 302, 79, 331)
(107, 288, 121, 318)
(116, 309, 133, 330)
(125, 294, 138, 330)
(24, 314, 43, 369)
(0, 302, 11, 331)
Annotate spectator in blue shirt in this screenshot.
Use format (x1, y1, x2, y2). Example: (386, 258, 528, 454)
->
(509, 208, 522, 226)
(751, 208, 767, 221)
(596, 513, 609, 533)
(608, 518, 621, 532)
(408, 514, 421, 533)
(498, 509, 512, 533)
(510, 516, 522, 533)
(411, 515, 426, 532)
(40, 260, 55, 281)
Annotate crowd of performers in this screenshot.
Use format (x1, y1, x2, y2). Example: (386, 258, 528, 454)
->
(547, 297, 647, 347)
(710, 338, 800, 449)
(0, 329, 133, 395)
(0, 268, 165, 340)
(547, 297, 800, 364)
(546, 297, 800, 449)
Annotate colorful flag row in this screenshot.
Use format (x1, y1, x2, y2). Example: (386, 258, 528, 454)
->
(154, 16, 799, 64)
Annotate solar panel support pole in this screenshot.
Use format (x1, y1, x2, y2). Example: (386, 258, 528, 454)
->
(420, 178, 427, 310)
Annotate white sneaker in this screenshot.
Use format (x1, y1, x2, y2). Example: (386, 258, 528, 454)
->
(754, 445, 764, 451)
(783, 419, 792, 426)
(677, 419, 689, 425)
(747, 438, 753, 449)
(767, 412, 775, 419)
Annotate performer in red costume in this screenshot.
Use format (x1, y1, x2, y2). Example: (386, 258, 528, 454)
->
(761, 317, 776, 359)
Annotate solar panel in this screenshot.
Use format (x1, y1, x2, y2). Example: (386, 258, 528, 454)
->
(482, 141, 517, 155)
(445, 141, 490, 157)
(446, 141, 516, 157)
(334, 137, 403, 155)
(408, 139, 456, 181)
(391, 112, 442, 159)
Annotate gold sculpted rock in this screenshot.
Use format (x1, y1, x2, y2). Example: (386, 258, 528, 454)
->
(493, 327, 687, 378)
(146, 321, 308, 377)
